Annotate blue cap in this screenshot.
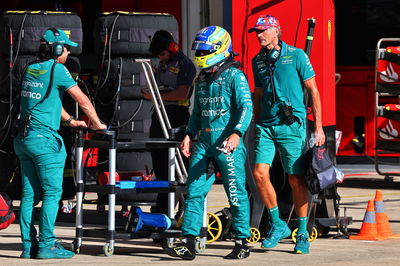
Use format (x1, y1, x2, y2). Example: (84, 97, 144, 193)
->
(42, 28, 78, 47)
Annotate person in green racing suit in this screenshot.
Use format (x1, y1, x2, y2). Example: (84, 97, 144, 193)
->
(167, 26, 253, 260)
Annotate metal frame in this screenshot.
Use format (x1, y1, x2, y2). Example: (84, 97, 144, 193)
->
(72, 58, 211, 255)
(73, 130, 185, 254)
(374, 38, 400, 179)
(135, 59, 187, 182)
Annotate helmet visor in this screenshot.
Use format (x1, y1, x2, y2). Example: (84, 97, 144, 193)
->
(191, 41, 219, 52)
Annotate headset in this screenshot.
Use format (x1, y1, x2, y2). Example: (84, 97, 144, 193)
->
(264, 40, 282, 64)
(42, 28, 64, 57)
(150, 30, 179, 56)
(167, 40, 179, 54)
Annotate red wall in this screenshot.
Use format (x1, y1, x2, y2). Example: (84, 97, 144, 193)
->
(335, 66, 375, 156)
(231, 0, 336, 127)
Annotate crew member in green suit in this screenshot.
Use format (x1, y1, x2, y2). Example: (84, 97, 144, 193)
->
(13, 28, 106, 259)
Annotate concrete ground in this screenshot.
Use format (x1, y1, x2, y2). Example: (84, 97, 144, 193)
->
(1, 164, 400, 265)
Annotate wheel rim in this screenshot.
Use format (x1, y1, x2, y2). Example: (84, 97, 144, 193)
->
(246, 227, 261, 243)
(291, 227, 318, 243)
(206, 212, 222, 243)
(309, 227, 318, 242)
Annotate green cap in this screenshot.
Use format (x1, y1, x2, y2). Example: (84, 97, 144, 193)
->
(42, 28, 78, 47)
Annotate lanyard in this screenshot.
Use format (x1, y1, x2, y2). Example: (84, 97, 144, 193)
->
(268, 64, 277, 106)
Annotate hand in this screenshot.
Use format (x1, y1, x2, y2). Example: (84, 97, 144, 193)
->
(314, 127, 326, 147)
(69, 119, 87, 128)
(90, 122, 107, 131)
(180, 135, 192, 158)
(223, 133, 240, 153)
(141, 88, 152, 100)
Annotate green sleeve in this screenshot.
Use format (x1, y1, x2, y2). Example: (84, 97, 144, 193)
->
(185, 84, 201, 138)
(231, 70, 253, 136)
(55, 64, 77, 92)
(296, 49, 315, 81)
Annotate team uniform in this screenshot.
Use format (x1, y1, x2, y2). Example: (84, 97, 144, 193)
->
(252, 41, 315, 174)
(13, 59, 76, 251)
(165, 25, 252, 260)
(182, 66, 253, 239)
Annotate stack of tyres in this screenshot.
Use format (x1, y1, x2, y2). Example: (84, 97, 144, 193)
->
(94, 12, 179, 203)
(0, 11, 83, 200)
(96, 57, 154, 140)
(93, 12, 178, 57)
(0, 11, 83, 56)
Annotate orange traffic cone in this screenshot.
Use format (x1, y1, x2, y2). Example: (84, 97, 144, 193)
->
(350, 200, 387, 240)
(374, 190, 400, 239)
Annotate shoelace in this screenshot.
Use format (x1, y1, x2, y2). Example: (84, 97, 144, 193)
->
(296, 233, 308, 243)
(53, 240, 65, 250)
(266, 223, 283, 239)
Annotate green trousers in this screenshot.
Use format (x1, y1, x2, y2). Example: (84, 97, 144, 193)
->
(181, 140, 250, 239)
(13, 129, 66, 249)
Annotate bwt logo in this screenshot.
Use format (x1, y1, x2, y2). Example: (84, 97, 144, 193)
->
(21, 90, 42, 99)
(22, 80, 44, 88)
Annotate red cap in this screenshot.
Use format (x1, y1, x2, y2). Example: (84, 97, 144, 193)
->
(249, 15, 280, 33)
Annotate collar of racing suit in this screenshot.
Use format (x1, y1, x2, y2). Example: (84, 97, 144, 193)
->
(198, 57, 241, 82)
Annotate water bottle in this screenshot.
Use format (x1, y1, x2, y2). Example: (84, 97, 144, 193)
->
(334, 166, 345, 183)
(309, 133, 316, 148)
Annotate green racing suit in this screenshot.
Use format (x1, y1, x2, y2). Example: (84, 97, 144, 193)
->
(182, 64, 253, 239)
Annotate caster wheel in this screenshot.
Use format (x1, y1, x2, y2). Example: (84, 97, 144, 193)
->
(103, 243, 114, 256)
(317, 226, 330, 237)
(340, 223, 351, 236)
(195, 238, 206, 253)
(246, 227, 261, 243)
(384, 175, 394, 182)
(206, 212, 222, 243)
(72, 240, 81, 254)
(161, 238, 174, 249)
(292, 227, 318, 243)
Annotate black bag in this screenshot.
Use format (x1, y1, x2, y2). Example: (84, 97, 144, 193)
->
(304, 145, 339, 195)
(93, 12, 178, 56)
(0, 11, 82, 55)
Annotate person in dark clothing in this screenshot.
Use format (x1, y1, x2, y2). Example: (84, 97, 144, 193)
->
(142, 30, 196, 214)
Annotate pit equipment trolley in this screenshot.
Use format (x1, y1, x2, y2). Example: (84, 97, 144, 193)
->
(72, 128, 202, 256)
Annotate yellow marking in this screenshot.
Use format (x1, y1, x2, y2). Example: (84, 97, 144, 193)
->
(169, 66, 179, 74)
(208, 205, 230, 208)
(328, 20, 331, 41)
(6, 10, 72, 14)
(62, 30, 71, 38)
(102, 11, 171, 16)
(341, 192, 400, 199)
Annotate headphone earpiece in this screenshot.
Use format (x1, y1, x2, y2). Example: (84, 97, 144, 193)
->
(48, 28, 64, 57)
(168, 41, 179, 54)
